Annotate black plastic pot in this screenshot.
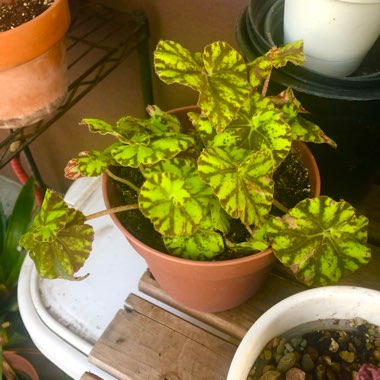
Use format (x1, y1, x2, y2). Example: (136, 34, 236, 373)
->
(236, 0, 380, 205)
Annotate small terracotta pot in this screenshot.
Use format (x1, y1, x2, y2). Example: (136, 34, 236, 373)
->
(0, 0, 71, 129)
(3, 351, 39, 380)
(102, 106, 321, 312)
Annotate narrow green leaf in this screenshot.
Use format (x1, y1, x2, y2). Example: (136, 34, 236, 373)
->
(3, 178, 35, 288)
(267, 196, 371, 286)
(20, 190, 94, 280)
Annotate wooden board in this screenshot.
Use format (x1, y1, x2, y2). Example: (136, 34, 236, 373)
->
(89, 294, 237, 380)
(139, 244, 380, 341)
(80, 372, 104, 380)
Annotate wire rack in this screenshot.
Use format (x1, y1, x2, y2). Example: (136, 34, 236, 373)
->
(0, 0, 153, 172)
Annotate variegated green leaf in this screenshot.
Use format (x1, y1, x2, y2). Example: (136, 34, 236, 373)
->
(146, 105, 181, 134)
(209, 196, 230, 235)
(227, 93, 292, 166)
(267, 196, 371, 286)
(188, 112, 216, 147)
(81, 118, 115, 135)
(269, 40, 304, 68)
(248, 40, 304, 87)
(19, 190, 94, 280)
(163, 217, 224, 260)
(154, 40, 250, 132)
(199, 41, 251, 131)
(141, 158, 195, 179)
(64, 144, 121, 179)
(270, 88, 337, 148)
(248, 56, 272, 88)
(111, 133, 195, 168)
(154, 40, 203, 90)
(198, 147, 275, 227)
(227, 224, 269, 255)
(289, 116, 337, 147)
(138, 172, 210, 237)
(227, 234, 270, 255)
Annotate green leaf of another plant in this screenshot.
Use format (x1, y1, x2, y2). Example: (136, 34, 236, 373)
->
(198, 146, 275, 227)
(20, 190, 94, 280)
(2, 178, 35, 290)
(267, 196, 371, 286)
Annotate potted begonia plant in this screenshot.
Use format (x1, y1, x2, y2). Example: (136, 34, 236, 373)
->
(19, 40, 371, 312)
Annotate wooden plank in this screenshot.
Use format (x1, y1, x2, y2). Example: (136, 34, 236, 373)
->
(139, 270, 306, 340)
(89, 294, 236, 380)
(139, 244, 380, 341)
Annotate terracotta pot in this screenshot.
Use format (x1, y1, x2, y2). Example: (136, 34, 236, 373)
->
(3, 351, 39, 380)
(0, 0, 71, 129)
(102, 106, 321, 312)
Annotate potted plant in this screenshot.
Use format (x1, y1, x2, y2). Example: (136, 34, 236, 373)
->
(20, 40, 371, 312)
(227, 286, 380, 380)
(0, 0, 70, 129)
(0, 178, 39, 379)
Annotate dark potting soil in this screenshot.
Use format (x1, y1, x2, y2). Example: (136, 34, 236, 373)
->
(110, 146, 311, 260)
(0, 0, 54, 32)
(248, 319, 380, 380)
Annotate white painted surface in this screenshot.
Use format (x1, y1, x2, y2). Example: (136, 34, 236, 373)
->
(18, 176, 230, 379)
(227, 286, 380, 380)
(18, 177, 149, 379)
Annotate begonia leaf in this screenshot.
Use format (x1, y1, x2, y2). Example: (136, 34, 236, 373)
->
(267, 196, 371, 286)
(20, 190, 94, 280)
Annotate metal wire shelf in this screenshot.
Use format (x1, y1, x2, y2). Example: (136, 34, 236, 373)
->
(0, 0, 153, 171)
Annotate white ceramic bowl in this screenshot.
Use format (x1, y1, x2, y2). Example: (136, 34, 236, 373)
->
(227, 286, 380, 379)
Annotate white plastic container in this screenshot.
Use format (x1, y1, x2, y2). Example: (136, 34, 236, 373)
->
(227, 286, 380, 379)
(284, 0, 380, 76)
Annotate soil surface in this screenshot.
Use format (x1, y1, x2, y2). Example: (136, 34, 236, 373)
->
(248, 319, 380, 380)
(0, 0, 53, 32)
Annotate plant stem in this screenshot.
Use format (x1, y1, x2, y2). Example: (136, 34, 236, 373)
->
(105, 168, 140, 193)
(85, 204, 139, 221)
(272, 198, 288, 214)
(261, 67, 272, 97)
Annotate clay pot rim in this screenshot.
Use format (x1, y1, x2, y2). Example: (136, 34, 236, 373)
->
(102, 105, 320, 268)
(0, 0, 71, 70)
